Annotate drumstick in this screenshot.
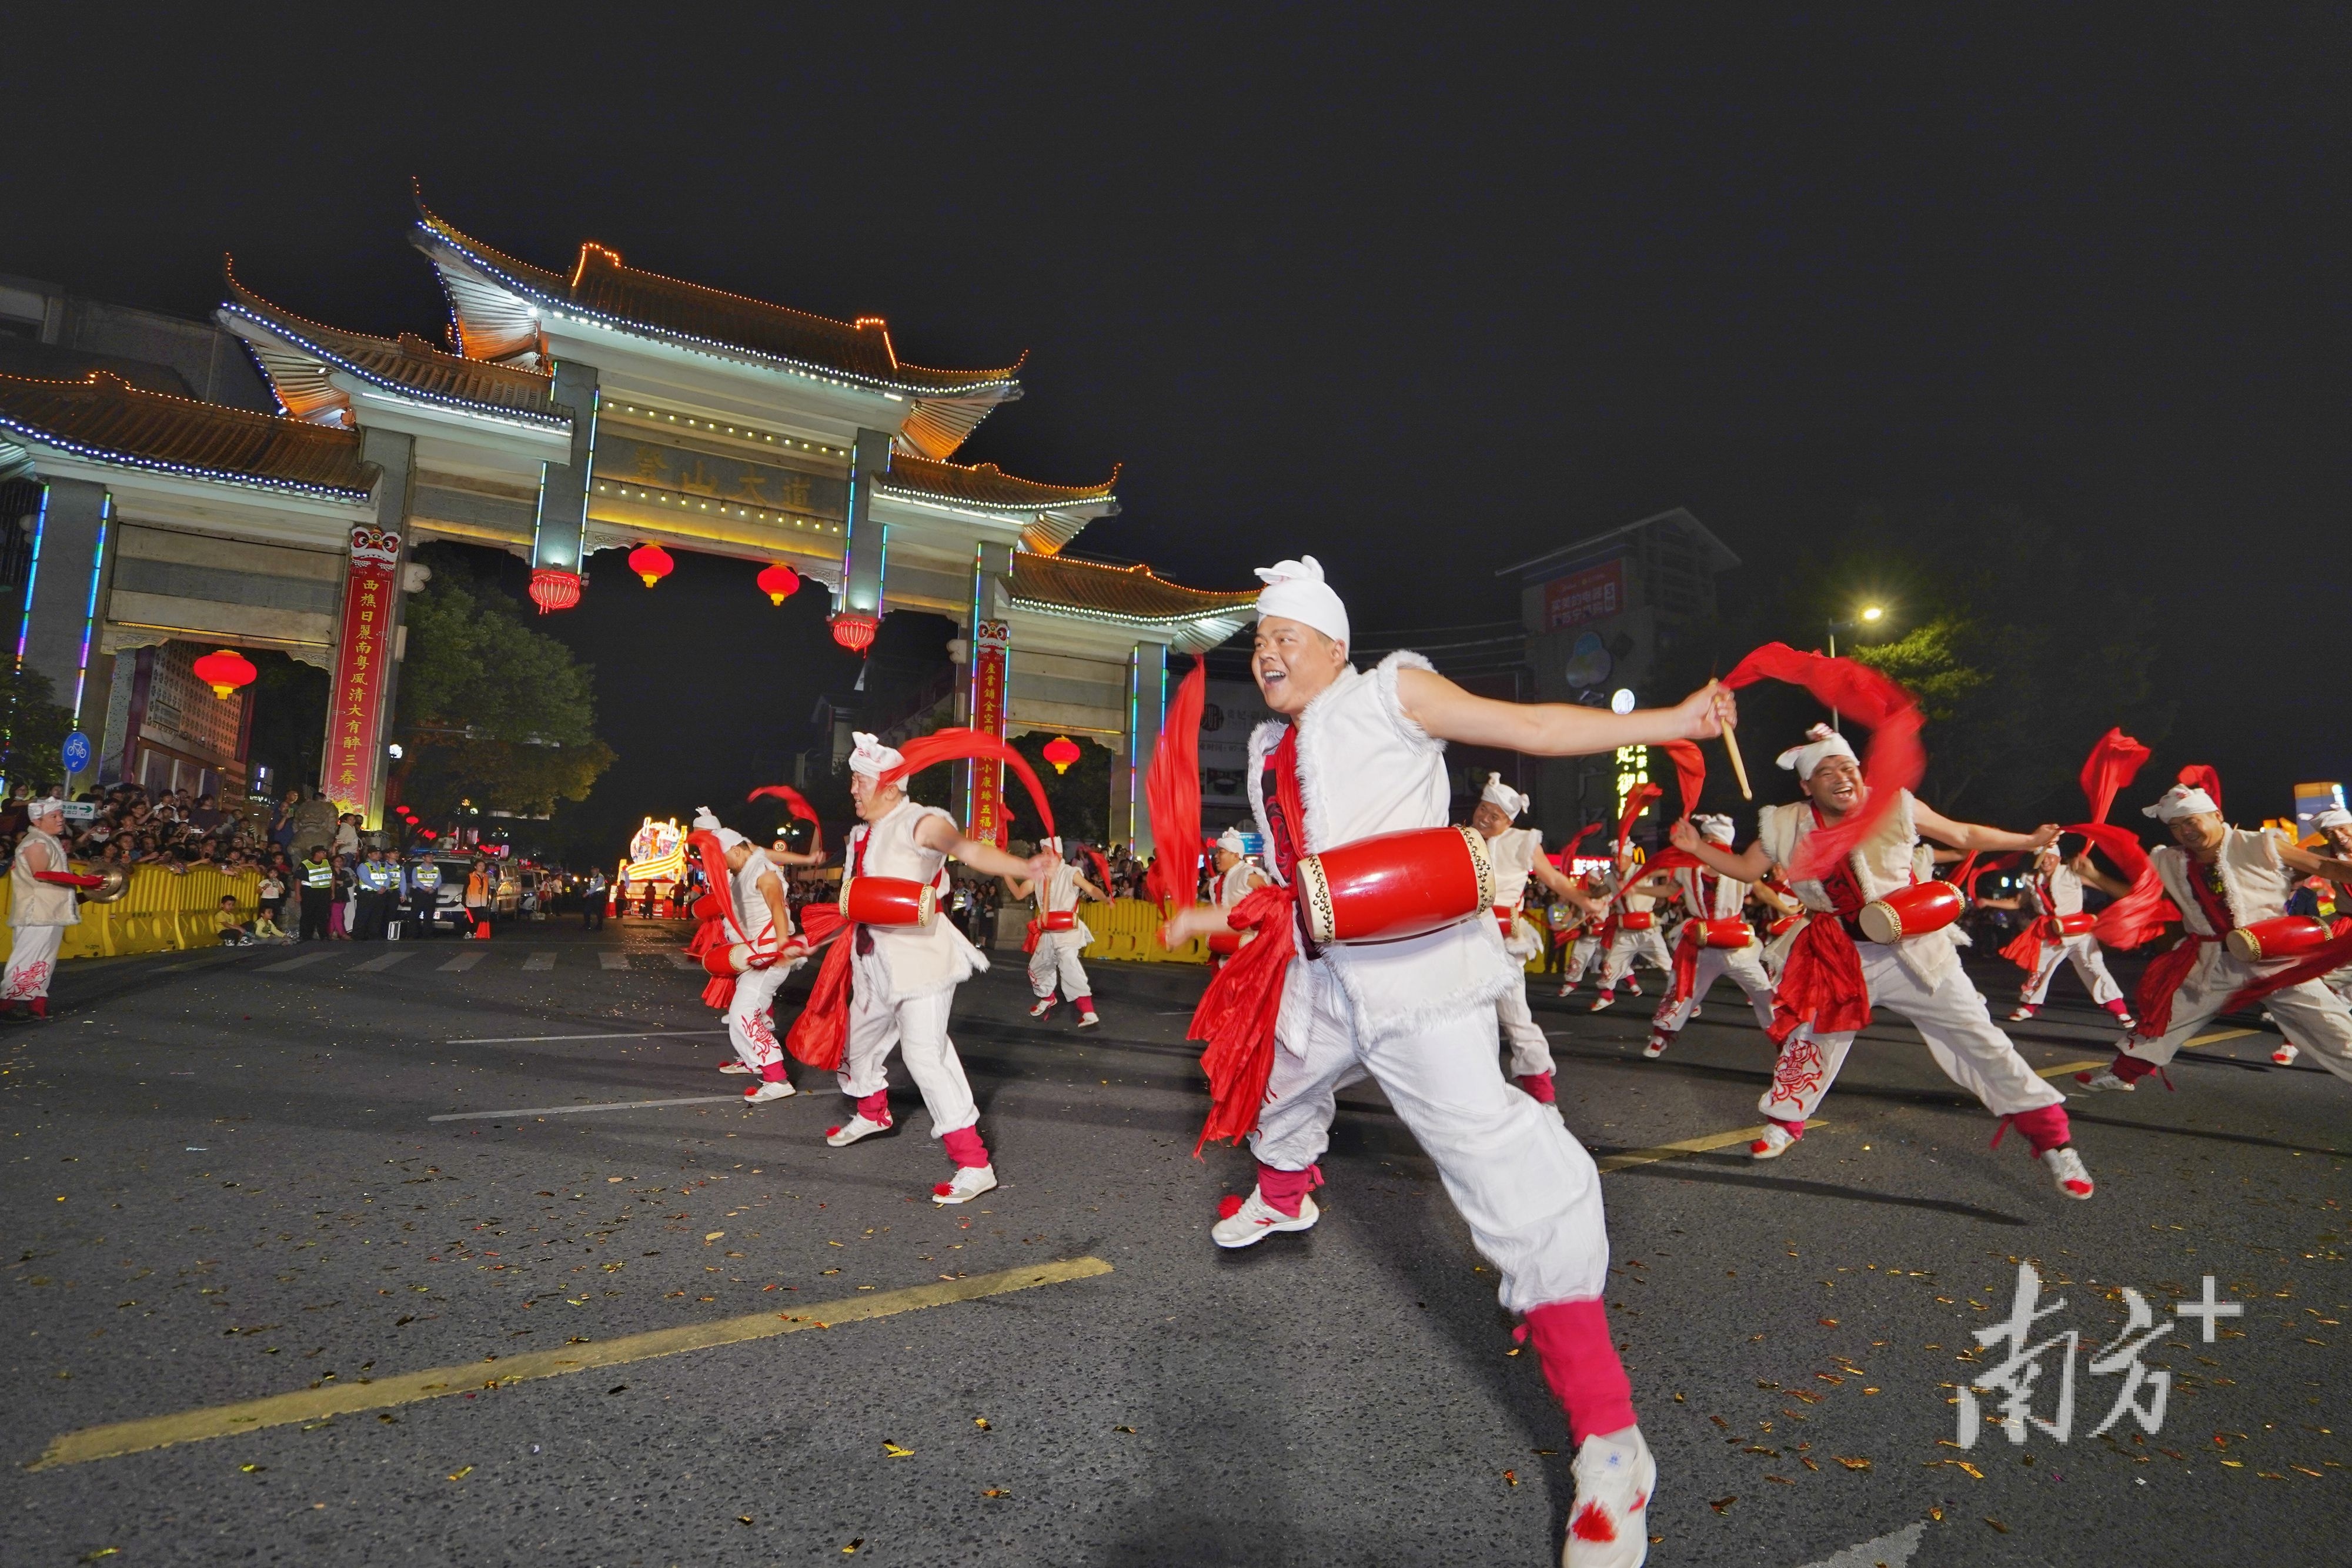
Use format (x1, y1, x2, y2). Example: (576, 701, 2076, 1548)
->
(1721, 714, 1753, 801)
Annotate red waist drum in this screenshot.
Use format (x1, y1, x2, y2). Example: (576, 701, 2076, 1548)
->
(1043, 909, 1077, 933)
(1857, 881, 1966, 945)
(1616, 910, 1655, 931)
(1768, 915, 1801, 937)
(1207, 930, 1242, 957)
(2054, 910, 2096, 938)
(839, 875, 937, 930)
(2226, 914, 2332, 963)
(1691, 916, 1753, 950)
(1296, 825, 1496, 947)
(690, 894, 721, 924)
(702, 940, 770, 978)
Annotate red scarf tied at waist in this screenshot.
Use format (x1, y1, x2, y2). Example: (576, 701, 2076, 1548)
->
(2133, 858, 2232, 1038)
(1765, 836, 1873, 1045)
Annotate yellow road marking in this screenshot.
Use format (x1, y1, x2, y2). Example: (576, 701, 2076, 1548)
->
(1596, 1119, 1828, 1173)
(2039, 1027, 2260, 1081)
(29, 1256, 1112, 1471)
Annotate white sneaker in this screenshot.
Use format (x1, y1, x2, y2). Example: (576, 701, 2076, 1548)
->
(1749, 1122, 1797, 1160)
(1076, 1012, 1100, 1029)
(1027, 998, 1057, 1019)
(933, 1164, 998, 1205)
(719, 1061, 751, 1075)
(1625, 981, 1642, 998)
(1556, 983, 1576, 998)
(1563, 1425, 1654, 1568)
(2273, 1042, 2301, 1065)
(1588, 992, 1616, 1013)
(2042, 1145, 2095, 1200)
(2008, 1005, 2039, 1022)
(1686, 1002, 1700, 1018)
(2073, 1067, 2134, 1094)
(743, 1079, 796, 1104)
(826, 1113, 893, 1147)
(1642, 1032, 1672, 1059)
(1211, 1188, 1319, 1249)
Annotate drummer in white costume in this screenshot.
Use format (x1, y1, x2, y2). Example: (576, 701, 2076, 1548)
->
(827, 733, 1058, 1205)
(1213, 825, 1268, 910)
(1473, 771, 1595, 1105)
(1670, 724, 2097, 1199)
(1583, 851, 1674, 1011)
(2074, 782, 2352, 1095)
(1163, 556, 1737, 1568)
(1005, 840, 1110, 1027)
(692, 807, 807, 1104)
(2001, 840, 2132, 1025)
(1642, 814, 1777, 1059)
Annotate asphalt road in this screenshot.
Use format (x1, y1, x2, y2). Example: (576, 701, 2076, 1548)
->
(3, 921, 2346, 1566)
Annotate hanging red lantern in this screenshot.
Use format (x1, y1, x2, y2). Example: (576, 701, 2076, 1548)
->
(829, 610, 878, 653)
(190, 647, 258, 700)
(1043, 734, 1081, 774)
(756, 561, 801, 606)
(528, 567, 582, 614)
(627, 542, 674, 589)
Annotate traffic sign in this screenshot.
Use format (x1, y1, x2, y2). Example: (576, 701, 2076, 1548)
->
(62, 731, 91, 775)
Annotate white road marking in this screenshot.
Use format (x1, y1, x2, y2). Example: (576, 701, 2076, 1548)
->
(429, 1094, 742, 1122)
(436, 949, 486, 972)
(442, 1029, 729, 1045)
(523, 951, 556, 971)
(352, 950, 415, 972)
(258, 950, 334, 972)
(599, 951, 631, 969)
(1798, 1521, 1925, 1568)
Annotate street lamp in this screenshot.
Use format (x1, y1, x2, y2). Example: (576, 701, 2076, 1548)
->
(1825, 605, 1887, 728)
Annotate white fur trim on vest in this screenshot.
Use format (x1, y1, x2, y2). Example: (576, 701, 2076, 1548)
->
(9, 827, 81, 930)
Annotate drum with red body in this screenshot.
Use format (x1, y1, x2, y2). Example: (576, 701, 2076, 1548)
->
(1767, 915, 1802, 938)
(1043, 909, 1077, 933)
(2226, 915, 2333, 963)
(838, 875, 938, 930)
(1688, 916, 1753, 950)
(1207, 930, 1242, 957)
(690, 894, 721, 924)
(1856, 880, 1967, 945)
(2053, 910, 2096, 938)
(1615, 909, 1656, 931)
(701, 940, 775, 978)
(1295, 825, 1496, 947)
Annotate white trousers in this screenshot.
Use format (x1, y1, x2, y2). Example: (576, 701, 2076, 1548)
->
(2, 924, 64, 1001)
(1598, 928, 1673, 988)
(726, 964, 790, 1075)
(2120, 954, 2352, 1085)
(1249, 970, 1609, 1314)
(1561, 935, 1605, 984)
(1651, 943, 1777, 1035)
(2020, 934, 2123, 1007)
(1495, 968, 1555, 1077)
(1028, 932, 1092, 1002)
(837, 983, 981, 1136)
(1759, 945, 2065, 1124)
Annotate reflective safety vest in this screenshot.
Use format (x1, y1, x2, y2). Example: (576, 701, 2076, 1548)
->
(412, 863, 442, 890)
(302, 860, 333, 889)
(359, 861, 399, 892)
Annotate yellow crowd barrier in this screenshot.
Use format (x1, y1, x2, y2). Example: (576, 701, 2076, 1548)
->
(1079, 897, 1209, 964)
(0, 865, 262, 965)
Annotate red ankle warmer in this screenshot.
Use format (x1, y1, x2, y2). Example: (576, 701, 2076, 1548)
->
(1255, 1161, 1322, 1218)
(1994, 1104, 2072, 1156)
(857, 1090, 891, 1122)
(1516, 1299, 1637, 1446)
(940, 1126, 990, 1169)
(1515, 1071, 1558, 1104)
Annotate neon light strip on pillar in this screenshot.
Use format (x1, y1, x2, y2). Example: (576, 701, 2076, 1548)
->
(967, 543, 983, 825)
(14, 484, 48, 667)
(574, 386, 600, 539)
(71, 494, 109, 722)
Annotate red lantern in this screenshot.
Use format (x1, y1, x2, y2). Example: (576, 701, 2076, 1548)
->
(756, 561, 801, 606)
(529, 567, 582, 614)
(829, 611, 878, 653)
(627, 542, 674, 589)
(1043, 734, 1081, 775)
(190, 647, 257, 700)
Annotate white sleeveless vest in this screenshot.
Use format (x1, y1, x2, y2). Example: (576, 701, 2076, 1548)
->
(2152, 828, 2288, 936)
(847, 798, 986, 999)
(1758, 788, 1956, 986)
(10, 828, 81, 929)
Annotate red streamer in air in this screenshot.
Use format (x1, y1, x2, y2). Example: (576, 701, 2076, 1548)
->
(1659, 739, 1706, 821)
(1145, 656, 1208, 912)
(1614, 781, 1662, 860)
(747, 784, 824, 860)
(881, 728, 1056, 845)
(1722, 642, 1925, 883)
(2078, 728, 2151, 825)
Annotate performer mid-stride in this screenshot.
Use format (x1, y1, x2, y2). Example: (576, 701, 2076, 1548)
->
(691, 807, 807, 1103)
(1006, 839, 1112, 1027)
(1161, 555, 1736, 1568)
(1473, 771, 1596, 1105)
(1643, 813, 1778, 1059)
(1669, 723, 2097, 1199)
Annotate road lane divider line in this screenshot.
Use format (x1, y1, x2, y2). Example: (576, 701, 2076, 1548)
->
(2039, 1027, 2259, 1081)
(1596, 1119, 1827, 1174)
(352, 950, 415, 972)
(429, 1094, 743, 1122)
(443, 1029, 729, 1045)
(599, 951, 631, 969)
(28, 1257, 1114, 1470)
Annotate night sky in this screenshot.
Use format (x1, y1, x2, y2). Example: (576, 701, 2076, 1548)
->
(9, 10, 2346, 832)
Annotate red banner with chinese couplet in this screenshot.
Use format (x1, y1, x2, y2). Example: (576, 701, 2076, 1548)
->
(968, 619, 1010, 848)
(326, 525, 400, 822)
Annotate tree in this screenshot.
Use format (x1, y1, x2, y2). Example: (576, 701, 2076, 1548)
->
(393, 549, 616, 819)
(0, 658, 75, 793)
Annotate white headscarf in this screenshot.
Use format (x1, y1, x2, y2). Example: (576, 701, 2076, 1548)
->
(848, 731, 904, 780)
(1216, 825, 1248, 856)
(691, 805, 746, 852)
(1694, 813, 1735, 844)
(1253, 556, 1349, 650)
(2144, 784, 2219, 822)
(2315, 808, 2352, 832)
(1479, 772, 1529, 820)
(1776, 723, 1859, 782)
(27, 797, 64, 821)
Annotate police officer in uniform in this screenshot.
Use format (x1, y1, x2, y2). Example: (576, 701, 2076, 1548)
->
(297, 845, 335, 941)
(410, 854, 443, 935)
(353, 845, 397, 940)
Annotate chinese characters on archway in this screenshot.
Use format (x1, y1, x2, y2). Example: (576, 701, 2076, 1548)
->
(328, 525, 401, 821)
